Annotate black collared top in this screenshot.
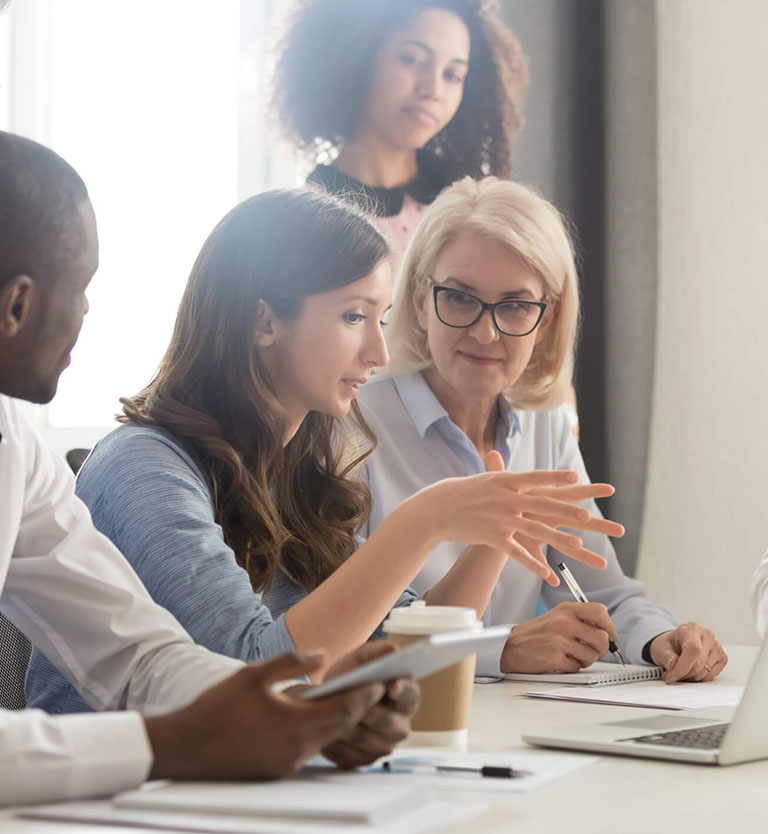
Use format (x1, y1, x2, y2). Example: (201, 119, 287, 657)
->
(307, 150, 448, 218)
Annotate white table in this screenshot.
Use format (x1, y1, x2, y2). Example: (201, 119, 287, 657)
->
(432, 644, 767, 833)
(2, 646, 765, 833)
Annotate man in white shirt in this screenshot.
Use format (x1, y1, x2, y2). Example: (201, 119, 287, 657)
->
(0, 131, 417, 806)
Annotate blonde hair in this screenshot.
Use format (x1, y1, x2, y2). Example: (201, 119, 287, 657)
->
(386, 176, 580, 410)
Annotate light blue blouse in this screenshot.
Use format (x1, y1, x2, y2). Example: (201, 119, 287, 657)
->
(358, 372, 678, 675)
(26, 422, 417, 714)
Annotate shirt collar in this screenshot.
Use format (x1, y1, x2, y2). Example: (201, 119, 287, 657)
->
(392, 372, 522, 443)
(306, 150, 448, 218)
(392, 372, 448, 438)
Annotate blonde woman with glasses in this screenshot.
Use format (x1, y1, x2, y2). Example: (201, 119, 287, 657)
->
(358, 176, 727, 682)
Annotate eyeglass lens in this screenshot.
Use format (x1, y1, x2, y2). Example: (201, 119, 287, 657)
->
(436, 289, 542, 336)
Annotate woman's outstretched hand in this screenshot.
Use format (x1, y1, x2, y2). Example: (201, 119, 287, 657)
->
(411, 451, 623, 585)
(497, 455, 625, 586)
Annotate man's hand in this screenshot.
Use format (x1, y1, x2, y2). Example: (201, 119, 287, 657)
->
(145, 650, 385, 782)
(320, 642, 420, 768)
(649, 624, 728, 683)
(501, 602, 618, 673)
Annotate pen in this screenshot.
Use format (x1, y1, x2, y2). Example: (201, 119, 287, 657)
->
(381, 759, 531, 779)
(556, 561, 626, 666)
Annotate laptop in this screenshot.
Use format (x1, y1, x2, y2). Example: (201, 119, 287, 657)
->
(522, 635, 768, 765)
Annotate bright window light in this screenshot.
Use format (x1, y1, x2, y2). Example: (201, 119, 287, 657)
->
(46, 0, 241, 427)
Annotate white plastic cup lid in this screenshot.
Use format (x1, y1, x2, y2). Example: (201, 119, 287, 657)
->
(382, 601, 482, 635)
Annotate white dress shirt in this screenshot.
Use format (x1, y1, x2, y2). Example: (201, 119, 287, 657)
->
(750, 550, 768, 637)
(358, 373, 678, 677)
(0, 394, 241, 806)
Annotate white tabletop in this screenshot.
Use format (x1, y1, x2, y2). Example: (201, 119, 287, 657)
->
(2, 646, 766, 833)
(432, 644, 768, 833)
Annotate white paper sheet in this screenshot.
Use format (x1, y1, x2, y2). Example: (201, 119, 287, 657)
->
(524, 681, 744, 710)
(16, 799, 486, 834)
(369, 748, 598, 792)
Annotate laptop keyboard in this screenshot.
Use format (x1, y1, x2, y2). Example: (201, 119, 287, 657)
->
(620, 723, 730, 750)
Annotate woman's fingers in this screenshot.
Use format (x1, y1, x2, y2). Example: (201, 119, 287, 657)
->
(525, 512, 625, 538)
(514, 516, 582, 553)
(511, 493, 593, 524)
(495, 534, 554, 581)
(511, 517, 608, 569)
(484, 449, 505, 473)
(500, 469, 580, 490)
(527, 483, 616, 501)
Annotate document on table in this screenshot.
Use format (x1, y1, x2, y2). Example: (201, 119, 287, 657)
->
(111, 774, 420, 824)
(524, 681, 744, 710)
(17, 798, 486, 834)
(370, 749, 597, 793)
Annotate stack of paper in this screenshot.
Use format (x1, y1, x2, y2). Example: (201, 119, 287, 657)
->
(17, 771, 486, 833)
(523, 681, 744, 710)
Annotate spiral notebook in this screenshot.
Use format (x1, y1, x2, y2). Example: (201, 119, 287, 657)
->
(504, 661, 662, 687)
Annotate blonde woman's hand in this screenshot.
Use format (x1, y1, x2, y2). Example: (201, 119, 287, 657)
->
(409, 455, 610, 584)
(649, 624, 728, 683)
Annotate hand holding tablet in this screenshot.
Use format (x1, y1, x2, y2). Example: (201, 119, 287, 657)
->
(300, 626, 509, 700)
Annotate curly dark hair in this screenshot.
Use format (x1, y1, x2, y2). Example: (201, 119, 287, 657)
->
(120, 189, 389, 593)
(268, 0, 528, 181)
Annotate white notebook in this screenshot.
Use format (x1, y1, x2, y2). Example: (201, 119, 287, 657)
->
(113, 773, 425, 825)
(523, 681, 744, 710)
(504, 661, 662, 687)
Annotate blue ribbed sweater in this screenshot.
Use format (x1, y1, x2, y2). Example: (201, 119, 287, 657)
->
(26, 422, 416, 714)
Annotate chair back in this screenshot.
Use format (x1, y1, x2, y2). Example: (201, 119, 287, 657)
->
(0, 612, 32, 710)
(66, 447, 90, 475)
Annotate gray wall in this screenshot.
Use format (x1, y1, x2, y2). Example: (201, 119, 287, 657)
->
(638, 0, 768, 644)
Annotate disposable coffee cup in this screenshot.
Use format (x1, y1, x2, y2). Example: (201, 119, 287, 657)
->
(383, 601, 482, 748)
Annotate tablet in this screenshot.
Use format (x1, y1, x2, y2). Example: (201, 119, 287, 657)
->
(298, 626, 510, 701)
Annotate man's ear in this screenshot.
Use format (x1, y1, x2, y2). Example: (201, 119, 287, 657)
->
(413, 282, 430, 331)
(0, 275, 35, 338)
(253, 299, 278, 347)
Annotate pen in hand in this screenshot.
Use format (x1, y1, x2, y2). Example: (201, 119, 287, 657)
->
(556, 561, 626, 666)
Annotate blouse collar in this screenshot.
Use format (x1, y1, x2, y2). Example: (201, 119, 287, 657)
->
(307, 150, 447, 217)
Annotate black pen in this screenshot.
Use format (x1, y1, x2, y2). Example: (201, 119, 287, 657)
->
(556, 561, 626, 666)
(381, 759, 531, 779)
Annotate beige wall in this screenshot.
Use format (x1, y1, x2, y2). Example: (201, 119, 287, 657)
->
(637, 0, 768, 644)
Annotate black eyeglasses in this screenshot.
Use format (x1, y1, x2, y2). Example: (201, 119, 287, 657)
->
(431, 284, 547, 337)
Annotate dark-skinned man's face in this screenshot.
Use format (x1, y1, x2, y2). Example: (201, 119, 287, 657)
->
(0, 199, 98, 403)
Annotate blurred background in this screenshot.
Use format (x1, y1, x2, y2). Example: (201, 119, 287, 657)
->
(1, 0, 766, 643)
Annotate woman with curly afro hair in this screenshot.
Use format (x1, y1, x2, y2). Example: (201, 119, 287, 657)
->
(268, 0, 528, 278)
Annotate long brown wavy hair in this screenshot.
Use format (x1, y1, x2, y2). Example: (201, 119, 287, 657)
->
(121, 188, 390, 592)
(268, 0, 528, 180)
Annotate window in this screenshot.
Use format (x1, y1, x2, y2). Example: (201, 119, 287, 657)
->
(2, 0, 295, 451)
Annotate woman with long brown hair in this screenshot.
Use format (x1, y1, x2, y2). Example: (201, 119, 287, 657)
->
(27, 187, 609, 714)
